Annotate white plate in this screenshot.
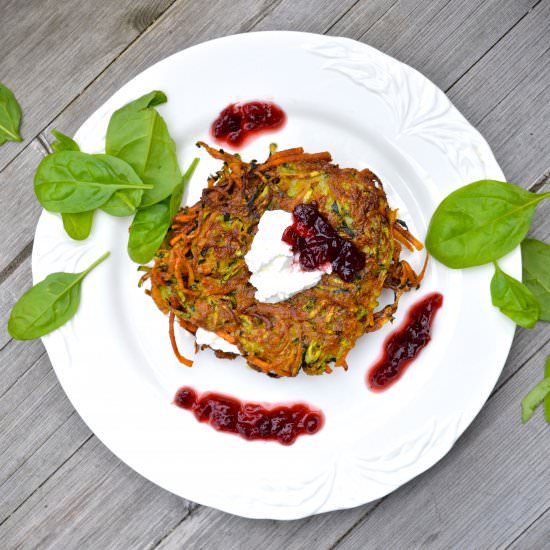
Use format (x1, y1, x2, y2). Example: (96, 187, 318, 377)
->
(33, 32, 518, 519)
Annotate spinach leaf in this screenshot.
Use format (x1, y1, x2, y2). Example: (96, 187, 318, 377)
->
(426, 180, 550, 268)
(170, 158, 199, 217)
(8, 252, 109, 340)
(106, 90, 181, 207)
(34, 151, 151, 213)
(128, 157, 200, 264)
(62, 210, 94, 241)
(51, 129, 80, 152)
(521, 238, 550, 321)
(490, 262, 540, 328)
(0, 82, 22, 144)
(48, 130, 94, 239)
(521, 365, 550, 423)
(94, 154, 145, 217)
(128, 201, 171, 264)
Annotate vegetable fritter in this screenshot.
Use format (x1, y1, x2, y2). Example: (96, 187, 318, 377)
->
(142, 143, 426, 377)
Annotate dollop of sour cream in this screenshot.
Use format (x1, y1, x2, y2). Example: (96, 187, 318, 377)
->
(195, 327, 240, 354)
(244, 209, 330, 303)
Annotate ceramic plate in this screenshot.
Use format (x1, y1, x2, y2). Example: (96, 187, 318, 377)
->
(32, 32, 518, 519)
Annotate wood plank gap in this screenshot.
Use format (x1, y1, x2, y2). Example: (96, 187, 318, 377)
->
(328, 499, 385, 550)
(36, 133, 53, 155)
(241, 0, 285, 32)
(0, 240, 33, 287)
(444, 0, 543, 94)
(529, 170, 550, 193)
(324, 0, 364, 34)
(0, 433, 94, 529)
(474, 42, 550, 128)
(358, 0, 453, 45)
(0, 347, 47, 401)
(504, 501, 550, 549)
(148, 503, 201, 550)
(0, 139, 41, 177)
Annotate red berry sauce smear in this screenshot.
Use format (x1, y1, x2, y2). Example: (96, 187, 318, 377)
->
(173, 387, 324, 445)
(368, 292, 444, 391)
(282, 202, 366, 282)
(211, 101, 286, 149)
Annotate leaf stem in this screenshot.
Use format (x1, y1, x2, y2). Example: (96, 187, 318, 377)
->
(183, 157, 200, 182)
(81, 251, 110, 277)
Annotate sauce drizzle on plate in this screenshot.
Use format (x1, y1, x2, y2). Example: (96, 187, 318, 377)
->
(368, 292, 443, 391)
(174, 386, 323, 445)
(211, 101, 286, 148)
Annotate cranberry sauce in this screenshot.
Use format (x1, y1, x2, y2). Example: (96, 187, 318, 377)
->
(368, 293, 443, 391)
(282, 202, 366, 282)
(211, 101, 286, 148)
(174, 387, 324, 445)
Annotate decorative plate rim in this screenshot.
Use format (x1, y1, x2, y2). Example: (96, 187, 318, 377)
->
(32, 31, 516, 519)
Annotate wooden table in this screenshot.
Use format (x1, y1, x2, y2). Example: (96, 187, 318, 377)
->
(1, 1, 549, 548)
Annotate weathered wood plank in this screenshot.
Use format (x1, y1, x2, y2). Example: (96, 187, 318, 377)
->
(333, 338, 550, 549)
(447, 0, 550, 184)
(0, 142, 45, 275)
(0, 0, 176, 172)
(328, 0, 539, 91)
(0, 435, 194, 549)
(330, 0, 550, 185)
(156, 502, 378, 550)
(507, 507, 550, 549)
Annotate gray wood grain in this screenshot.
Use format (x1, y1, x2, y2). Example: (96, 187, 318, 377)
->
(448, 0, 550, 184)
(333, 343, 550, 550)
(0, 0, 549, 548)
(329, 0, 540, 91)
(0, 0, 176, 172)
(507, 508, 550, 549)
(0, 142, 45, 275)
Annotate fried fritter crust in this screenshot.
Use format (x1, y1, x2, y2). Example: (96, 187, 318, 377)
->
(146, 144, 424, 377)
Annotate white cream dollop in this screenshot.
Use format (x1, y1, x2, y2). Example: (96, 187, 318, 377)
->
(195, 327, 240, 354)
(244, 209, 330, 304)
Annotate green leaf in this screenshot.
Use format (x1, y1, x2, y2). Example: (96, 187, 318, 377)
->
(51, 129, 80, 152)
(34, 151, 151, 213)
(521, 238, 550, 321)
(128, 200, 171, 264)
(426, 180, 550, 268)
(0, 82, 22, 144)
(94, 154, 145, 217)
(106, 90, 181, 207)
(170, 157, 199, 217)
(490, 262, 540, 328)
(545, 355, 550, 423)
(521, 370, 550, 423)
(8, 252, 109, 340)
(62, 210, 94, 240)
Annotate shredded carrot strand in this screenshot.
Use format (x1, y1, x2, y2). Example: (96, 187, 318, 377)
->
(216, 330, 237, 344)
(247, 356, 271, 370)
(169, 312, 193, 366)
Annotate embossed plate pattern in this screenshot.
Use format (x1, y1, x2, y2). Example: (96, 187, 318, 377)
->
(32, 32, 518, 519)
